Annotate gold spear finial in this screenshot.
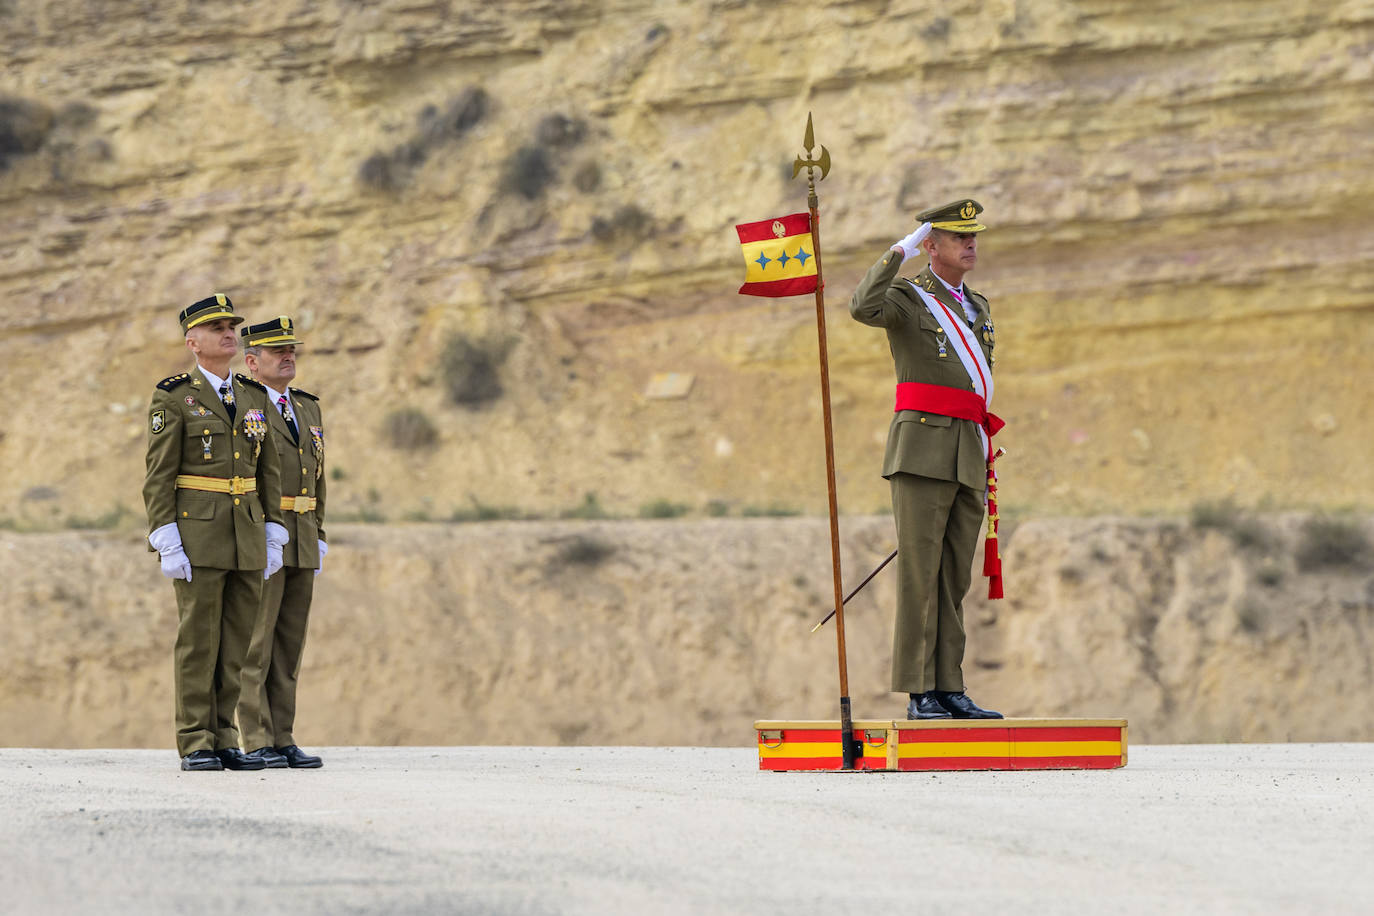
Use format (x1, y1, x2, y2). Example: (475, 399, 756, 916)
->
(792, 111, 831, 181)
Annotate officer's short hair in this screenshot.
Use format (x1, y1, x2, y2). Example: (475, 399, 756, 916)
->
(243, 345, 263, 359)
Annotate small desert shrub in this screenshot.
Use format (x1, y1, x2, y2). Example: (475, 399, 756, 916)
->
(705, 500, 730, 517)
(1255, 563, 1285, 588)
(439, 333, 506, 408)
(534, 113, 586, 148)
(0, 95, 53, 167)
(418, 88, 488, 146)
(1237, 602, 1265, 634)
(502, 144, 555, 199)
(591, 204, 652, 242)
(740, 504, 800, 518)
(358, 88, 488, 191)
(561, 492, 609, 520)
(66, 506, 128, 530)
(1190, 500, 1236, 530)
(450, 498, 522, 523)
(552, 535, 616, 567)
(359, 152, 404, 190)
(1295, 516, 1371, 570)
(572, 161, 601, 192)
(383, 408, 438, 449)
(639, 499, 688, 519)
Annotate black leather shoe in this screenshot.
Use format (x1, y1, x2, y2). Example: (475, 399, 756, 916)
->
(906, 692, 954, 720)
(180, 749, 224, 771)
(276, 745, 323, 768)
(216, 747, 268, 771)
(244, 747, 289, 768)
(933, 691, 1004, 719)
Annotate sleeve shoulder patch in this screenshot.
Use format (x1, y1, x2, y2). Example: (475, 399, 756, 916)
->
(291, 387, 319, 402)
(156, 373, 191, 391)
(235, 373, 267, 392)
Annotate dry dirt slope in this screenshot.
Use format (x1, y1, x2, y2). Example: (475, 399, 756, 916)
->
(1, 513, 1371, 748)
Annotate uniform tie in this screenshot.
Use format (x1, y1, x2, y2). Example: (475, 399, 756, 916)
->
(219, 382, 236, 421)
(949, 286, 976, 325)
(278, 394, 299, 442)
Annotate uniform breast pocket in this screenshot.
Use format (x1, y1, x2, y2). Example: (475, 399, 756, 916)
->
(185, 417, 229, 463)
(916, 312, 952, 361)
(176, 493, 216, 521)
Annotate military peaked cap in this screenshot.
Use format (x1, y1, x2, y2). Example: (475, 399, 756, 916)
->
(916, 199, 986, 233)
(241, 315, 304, 348)
(180, 293, 244, 333)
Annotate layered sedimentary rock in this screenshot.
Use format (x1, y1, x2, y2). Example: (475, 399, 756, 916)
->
(1, 0, 1372, 526)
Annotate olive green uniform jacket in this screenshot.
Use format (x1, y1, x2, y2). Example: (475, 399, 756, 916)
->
(849, 252, 995, 491)
(143, 367, 285, 567)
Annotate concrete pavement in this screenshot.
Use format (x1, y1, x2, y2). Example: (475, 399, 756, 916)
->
(2, 744, 1371, 915)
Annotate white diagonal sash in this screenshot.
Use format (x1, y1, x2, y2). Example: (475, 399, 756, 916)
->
(909, 280, 995, 456)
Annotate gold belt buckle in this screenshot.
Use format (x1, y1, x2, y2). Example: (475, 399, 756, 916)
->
(228, 476, 250, 495)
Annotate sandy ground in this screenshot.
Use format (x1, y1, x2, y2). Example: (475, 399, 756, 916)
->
(1, 745, 1371, 915)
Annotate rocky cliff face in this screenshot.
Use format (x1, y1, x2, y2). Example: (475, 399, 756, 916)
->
(2, 0, 1372, 526)
(3, 3, 1372, 747)
(2, 515, 1371, 748)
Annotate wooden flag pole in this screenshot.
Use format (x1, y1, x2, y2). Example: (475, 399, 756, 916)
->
(792, 112, 857, 770)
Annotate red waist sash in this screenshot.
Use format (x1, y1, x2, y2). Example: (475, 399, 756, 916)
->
(893, 382, 1007, 599)
(894, 382, 1005, 440)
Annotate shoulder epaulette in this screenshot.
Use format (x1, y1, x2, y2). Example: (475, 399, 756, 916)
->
(966, 287, 990, 308)
(291, 387, 319, 402)
(235, 373, 267, 392)
(157, 373, 192, 391)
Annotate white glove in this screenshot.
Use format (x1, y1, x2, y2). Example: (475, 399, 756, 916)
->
(149, 522, 192, 582)
(892, 221, 933, 261)
(315, 540, 328, 577)
(264, 521, 289, 579)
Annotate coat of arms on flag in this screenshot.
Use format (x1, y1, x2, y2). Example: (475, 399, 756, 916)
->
(735, 212, 818, 298)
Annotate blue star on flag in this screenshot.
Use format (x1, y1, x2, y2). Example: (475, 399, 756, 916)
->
(754, 252, 772, 270)
(794, 247, 811, 266)
(777, 250, 791, 268)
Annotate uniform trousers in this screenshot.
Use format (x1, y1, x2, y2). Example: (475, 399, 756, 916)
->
(172, 568, 263, 755)
(889, 472, 985, 694)
(239, 565, 315, 750)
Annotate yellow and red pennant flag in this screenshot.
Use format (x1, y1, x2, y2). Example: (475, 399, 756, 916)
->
(735, 212, 818, 298)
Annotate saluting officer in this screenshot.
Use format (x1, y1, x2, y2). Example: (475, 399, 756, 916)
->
(849, 200, 1004, 721)
(237, 316, 328, 769)
(143, 294, 290, 771)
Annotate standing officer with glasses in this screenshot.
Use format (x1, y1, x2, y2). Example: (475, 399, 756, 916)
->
(143, 294, 288, 771)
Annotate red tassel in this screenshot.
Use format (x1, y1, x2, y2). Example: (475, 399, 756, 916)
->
(987, 574, 1004, 600)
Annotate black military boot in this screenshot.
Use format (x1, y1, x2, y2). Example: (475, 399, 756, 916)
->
(933, 691, 1003, 719)
(907, 692, 954, 720)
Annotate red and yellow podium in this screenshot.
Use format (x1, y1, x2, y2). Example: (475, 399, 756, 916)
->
(756, 718, 1127, 772)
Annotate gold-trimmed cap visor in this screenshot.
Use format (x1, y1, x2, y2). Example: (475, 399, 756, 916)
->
(929, 218, 987, 233)
(180, 293, 244, 332)
(241, 315, 304, 348)
(917, 198, 987, 233)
